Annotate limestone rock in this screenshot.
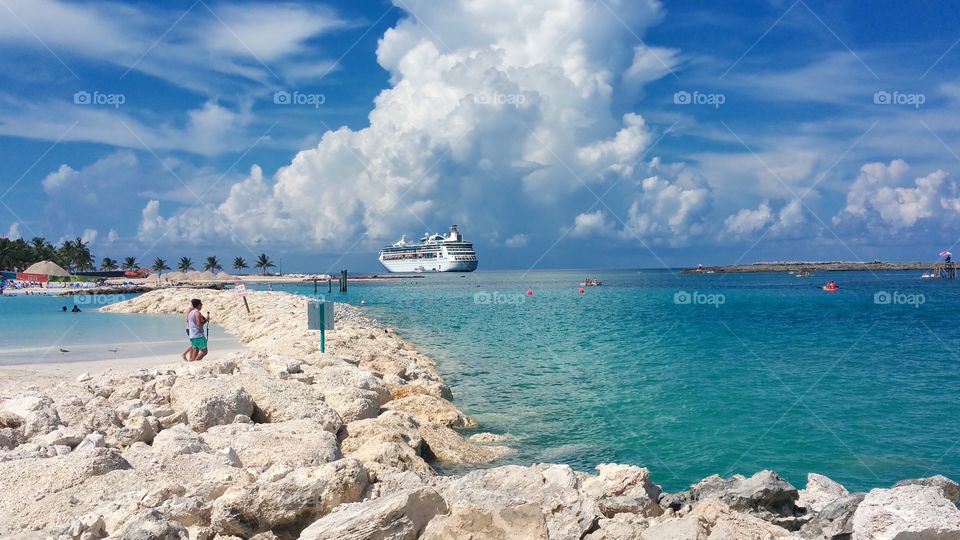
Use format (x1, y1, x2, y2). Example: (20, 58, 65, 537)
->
(852, 484, 960, 540)
(419, 425, 510, 464)
(339, 411, 431, 474)
(641, 499, 792, 539)
(388, 379, 453, 401)
(203, 419, 340, 471)
(798, 493, 863, 540)
(298, 487, 447, 540)
(383, 394, 475, 428)
(74, 432, 106, 453)
(232, 374, 342, 433)
(584, 513, 651, 540)
(38, 425, 87, 447)
(433, 464, 597, 539)
(893, 475, 960, 503)
(689, 470, 798, 516)
(582, 464, 663, 518)
(169, 376, 255, 432)
(112, 508, 189, 539)
(210, 458, 369, 537)
(1, 394, 61, 438)
(797, 473, 849, 513)
(150, 424, 210, 456)
(421, 502, 548, 540)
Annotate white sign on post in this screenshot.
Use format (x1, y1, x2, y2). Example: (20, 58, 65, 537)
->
(307, 299, 335, 330)
(234, 283, 247, 296)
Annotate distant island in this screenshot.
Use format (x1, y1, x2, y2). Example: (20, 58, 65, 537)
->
(683, 261, 937, 273)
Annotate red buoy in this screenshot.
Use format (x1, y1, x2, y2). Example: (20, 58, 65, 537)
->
(578, 287, 585, 294)
(527, 289, 533, 296)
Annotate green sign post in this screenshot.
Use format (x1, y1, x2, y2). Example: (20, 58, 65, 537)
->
(307, 299, 335, 353)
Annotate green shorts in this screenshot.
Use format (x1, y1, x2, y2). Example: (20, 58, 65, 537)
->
(190, 337, 208, 350)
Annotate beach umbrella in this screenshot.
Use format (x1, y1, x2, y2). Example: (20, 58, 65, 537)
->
(941, 250, 952, 257)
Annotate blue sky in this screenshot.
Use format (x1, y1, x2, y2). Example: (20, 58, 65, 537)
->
(2, 0, 960, 272)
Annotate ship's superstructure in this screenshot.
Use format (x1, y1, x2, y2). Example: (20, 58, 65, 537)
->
(378, 225, 478, 272)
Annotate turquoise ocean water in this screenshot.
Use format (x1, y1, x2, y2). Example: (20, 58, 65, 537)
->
(2, 269, 958, 492)
(258, 269, 960, 492)
(0, 294, 234, 363)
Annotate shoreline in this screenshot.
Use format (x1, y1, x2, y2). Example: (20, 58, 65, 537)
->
(0, 288, 957, 538)
(683, 260, 936, 273)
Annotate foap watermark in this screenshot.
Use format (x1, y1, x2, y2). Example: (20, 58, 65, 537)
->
(674, 290, 725, 308)
(474, 290, 525, 306)
(74, 294, 127, 306)
(273, 90, 326, 108)
(473, 92, 526, 108)
(874, 290, 925, 308)
(673, 90, 725, 108)
(873, 90, 925, 109)
(73, 90, 125, 108)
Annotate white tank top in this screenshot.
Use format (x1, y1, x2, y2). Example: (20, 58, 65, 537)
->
(186, 308, 204, 338)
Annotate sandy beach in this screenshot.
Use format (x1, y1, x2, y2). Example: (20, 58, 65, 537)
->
(0, 288, 957, 539)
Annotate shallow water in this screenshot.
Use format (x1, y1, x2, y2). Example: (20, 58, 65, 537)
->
(0, 294, 235, 364)
(263, 269, 960, 492)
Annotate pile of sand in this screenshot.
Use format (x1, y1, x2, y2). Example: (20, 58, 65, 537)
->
(22, 261, 71, 277)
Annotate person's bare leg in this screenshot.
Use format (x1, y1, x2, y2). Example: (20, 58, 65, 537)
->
(189, 347, 199, 362)
(195, 348, 208, 362)
(181, 345, 192, 361)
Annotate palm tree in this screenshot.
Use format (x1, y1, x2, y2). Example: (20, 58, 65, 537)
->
(100, 257, 118, 271)
(71, 237, 94, 271)
(232, 257, 248, 275)
(177, 257, 194, 272)
(254, 253, 275, 275)
(122, 257, 138, 271)
(151, 258, 170, 281)
(203, 256, 222, 273)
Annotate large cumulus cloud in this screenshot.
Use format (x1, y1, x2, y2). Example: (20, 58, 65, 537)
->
(139, 0, 695, 250)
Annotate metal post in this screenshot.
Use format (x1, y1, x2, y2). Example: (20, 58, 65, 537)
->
(319, 302, 325, 353)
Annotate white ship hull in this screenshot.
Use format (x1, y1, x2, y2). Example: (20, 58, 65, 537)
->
(378, 225, 479, 273)
(378, 258, 478, 273)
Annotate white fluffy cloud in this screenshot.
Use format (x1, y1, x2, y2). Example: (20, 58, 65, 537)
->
(504, 234, 529, 248)
(619, 174, 712, 244)
(5, 222, 20, 240)
(833, 159, 960, 233)
(571, 211, 615, 238)
(143, 0, 677, 249)
(722, 198, 809, 239)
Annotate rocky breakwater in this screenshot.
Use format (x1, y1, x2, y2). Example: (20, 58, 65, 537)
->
(0, 288, 956, 539)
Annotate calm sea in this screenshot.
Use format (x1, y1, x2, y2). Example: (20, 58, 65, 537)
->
(261, 268, 960, 492)
(2, 269, 957, 492)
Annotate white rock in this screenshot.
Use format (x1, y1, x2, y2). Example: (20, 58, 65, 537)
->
(38, 425, 87, 447)
(853, 484, 960, 540)
(76, 372, 92, 383)
(582, 464, 663, 518)
(203, 419, 340, 471)
(169, 376, 255, 432)
(430, 464, 597, 539)
(382, 394, 475, 429)
(298, 487, 448, 540)
(797, 472, 849, 513)
(0, 394, 61, 438)
(641, 499, 792, 539)
(218, 447, 242, 468)
(211, 458, 369, 537)
(74, 433, 106, 454)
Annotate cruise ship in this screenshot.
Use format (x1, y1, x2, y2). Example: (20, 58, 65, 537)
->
(378, 225, 479, 273)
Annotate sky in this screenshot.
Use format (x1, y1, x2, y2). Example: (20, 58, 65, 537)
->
(2, 0, 960, 272)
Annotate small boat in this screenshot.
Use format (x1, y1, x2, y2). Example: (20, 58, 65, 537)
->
(580, 278, 602, 286)
(921, 272, 935, 279)
(821, 281, 839, 292)
(796, 271, 812, 278)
